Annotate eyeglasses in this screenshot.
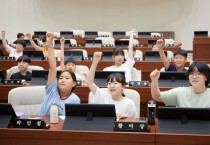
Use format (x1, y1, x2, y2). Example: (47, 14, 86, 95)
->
(189, 72, 203, 77)
(107, 82, 121, 86)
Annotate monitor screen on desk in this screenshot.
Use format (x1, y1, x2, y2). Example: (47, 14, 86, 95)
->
(0, 103, 17, 128)
(112, 31, 126, 38)
(23, 50, 44, 60)
(85, 40, 102, 47)
(145, 51, 167, 61)
(31, 70, 62, 85)
(60, 31, 73, 37)
(102, 51, 113, 61)
(54, 40, 71, 47)
(0, 70, 5, 83)
(64, 50, 83, 60)
(194, 31, 208, 37)
(23, 39, 38, 47)
(138, 32, 151, 38)
(158, 106, 210, 134)
(115, 40, 129, 48)
(158, 71, 188, 87)
(63, 104, 116, 131)
(94, 71, 125, 86)
(147, 40, 157, 47)
(85, 31, 98, 38)
(34, 31, 47, 37)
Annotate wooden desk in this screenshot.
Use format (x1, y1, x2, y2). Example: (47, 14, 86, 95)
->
(193, 37, 210, 62)
(0, 117, 156, 145)
(0, 60, 189, 80)
(0, 85, 169, 116)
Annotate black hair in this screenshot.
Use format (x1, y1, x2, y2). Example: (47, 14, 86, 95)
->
(17, 55, 31, 64)
(107, 73, 126, 97)
(16, 40, 26, 48)
(17, 33, 25, 39)
(174, 49, 187, 59)
(64, 57, 76, 65)
(57, 70, 77, 93)
(112, 47, 125, 56)
(186, 62, 210, 87)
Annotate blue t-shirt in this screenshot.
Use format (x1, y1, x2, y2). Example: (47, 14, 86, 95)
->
(37, 80, 80, 116)
(165, 64, 187, 71)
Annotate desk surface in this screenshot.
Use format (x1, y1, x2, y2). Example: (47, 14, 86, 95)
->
(0, 117, 156, 145)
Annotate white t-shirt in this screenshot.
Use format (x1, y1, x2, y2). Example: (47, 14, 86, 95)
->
(6, 45, 22, 60)
(103, 57, 135, 83)
(160, 87, 210, 107)
(89, 87, 138, 118)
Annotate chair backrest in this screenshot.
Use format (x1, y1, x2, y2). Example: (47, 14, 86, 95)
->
(131, 67, 141, 81)
(72, 30, 85, 37)
(95, 37, 115, 47)
(97, 31, 112, 37)
(167, 51, 174, 61)
(123, 49, 143, 61)
(8, 86, 45, 115)
(125, 31, 138, 38)
(57, 65, 89, 74)
(88, 88, 140, 117)
(10, 65, 44, 75)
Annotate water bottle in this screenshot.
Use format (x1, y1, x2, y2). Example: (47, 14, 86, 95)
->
(50, 102, 58, 124)
(147, 100, 156, 125)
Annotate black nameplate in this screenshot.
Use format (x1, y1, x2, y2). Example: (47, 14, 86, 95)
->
(76, 80, 82, 86)
(84, 57, 93, 60)
(129, 81, 150, 87)
(2, 80, 22, 85)
(1, 56, 15, 60)
(114, 121, 149, 132)
(13, 118, 46, 129)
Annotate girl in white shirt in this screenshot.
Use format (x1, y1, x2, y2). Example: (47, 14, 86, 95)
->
(87, 51, 138, 119)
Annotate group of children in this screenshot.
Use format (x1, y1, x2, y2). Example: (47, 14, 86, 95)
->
(1, 30, 210, 119)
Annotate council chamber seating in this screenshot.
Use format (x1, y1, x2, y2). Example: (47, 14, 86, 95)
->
(8, 86, 45, 115)
(9, 65, 44, 75)
(88, 88, 141, 117)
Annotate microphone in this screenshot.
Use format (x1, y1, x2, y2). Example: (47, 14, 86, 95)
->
(147, 100, 156, 125)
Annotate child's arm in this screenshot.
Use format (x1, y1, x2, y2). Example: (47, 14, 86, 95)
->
(157, 39, 170, 70)
(60, 37, 65, 71)
(127, 29, 135, 60)
(86, 52, 102, 94)
(25, 33, 41, 51)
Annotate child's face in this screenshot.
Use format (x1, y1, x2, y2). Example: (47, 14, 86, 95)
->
(65, 62, 76, 72)
(18, 61, 29, 72)
(58, 71, 76, 92)
(113, 54, 124, 65)
(15, 43, 24, 53)
(107, 78, 124, 97)
(173, 54, 186, 68)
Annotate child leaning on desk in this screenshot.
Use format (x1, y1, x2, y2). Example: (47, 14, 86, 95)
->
(86, 51, 138, 119)
(37, 33, 80, 116)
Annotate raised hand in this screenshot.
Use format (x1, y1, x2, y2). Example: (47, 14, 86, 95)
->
(46, 33, 54, 44)
(60, 37, 65, 44)
(93, 51, 102, 63)
(150, 69, 160, 81)
(1, 31, 6, 36)
(25, 33, 32, 39)
(156, 39, 164, 48)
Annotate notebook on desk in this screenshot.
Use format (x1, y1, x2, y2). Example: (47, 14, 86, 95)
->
(85, 31, 98, 38)
(194, 31, 208, 37)
(54, 40, 71, 47)
(23, 50, 44, 60)
(145, 51, 167, 61)
(115, 40, 129, 48)
(34, 31, 47, 38)
(112, 31, 126, 38)
(94, 71, 125, 86)
(64, 50, 83, 60)
(31, 70, 62, 85)
(85, 40, 102, 47)
(138, 32, 151, 38)
(158, 106, 210, 134)
(63, 104, 116, 131)
(60, 31, 73, 37)
(158, 71, 188, 87)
